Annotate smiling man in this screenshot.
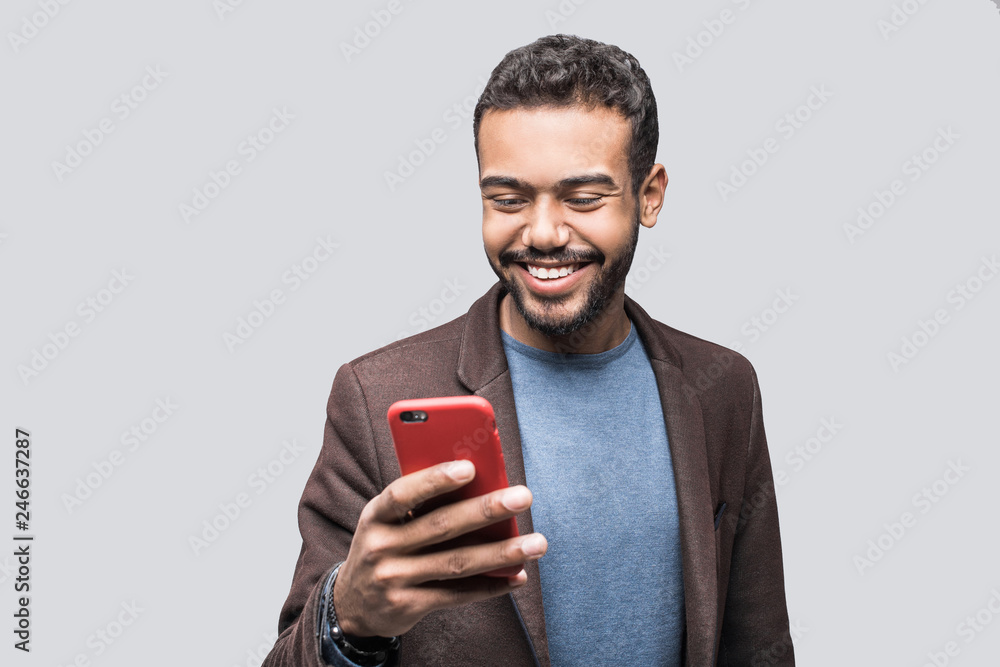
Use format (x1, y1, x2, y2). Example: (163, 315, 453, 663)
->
(264, 34, 793, 667)
(480, 103, 650, 354)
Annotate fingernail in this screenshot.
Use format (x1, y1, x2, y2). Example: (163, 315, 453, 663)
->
(522, 535, 546, 557)
(501, 486, 531, 511)
(446, 460, 474, 481)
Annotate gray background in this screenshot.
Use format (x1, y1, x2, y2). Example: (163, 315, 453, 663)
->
(3, 1, 1000, 665)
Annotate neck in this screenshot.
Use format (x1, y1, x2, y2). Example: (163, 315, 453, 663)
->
(499, 291, 631, 354)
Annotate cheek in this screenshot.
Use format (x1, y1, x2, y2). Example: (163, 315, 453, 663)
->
(573, 214, 633, 255)
(482, 217, 519, 254)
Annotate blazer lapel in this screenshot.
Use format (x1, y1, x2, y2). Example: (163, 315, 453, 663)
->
(458, 283, 550, 667)
(626, 297, 719, 666)
(454, 284, 718, 666)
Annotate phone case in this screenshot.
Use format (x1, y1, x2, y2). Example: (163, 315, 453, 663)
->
(388, 396, 520, 576)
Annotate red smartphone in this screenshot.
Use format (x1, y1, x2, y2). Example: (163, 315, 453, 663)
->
(387, 396, 520, 577)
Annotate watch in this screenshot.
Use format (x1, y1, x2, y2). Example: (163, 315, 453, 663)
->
(322, 562, 400, 667)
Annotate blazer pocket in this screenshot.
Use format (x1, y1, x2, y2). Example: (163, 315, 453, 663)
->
(713, 501, 727, 531)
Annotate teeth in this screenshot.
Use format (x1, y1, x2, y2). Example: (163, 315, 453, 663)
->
(527, 264, 579, 280)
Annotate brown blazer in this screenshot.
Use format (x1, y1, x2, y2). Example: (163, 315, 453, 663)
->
(263, 282, 794, 667)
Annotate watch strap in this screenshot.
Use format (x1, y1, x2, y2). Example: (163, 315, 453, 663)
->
(320, 562, 400, 667)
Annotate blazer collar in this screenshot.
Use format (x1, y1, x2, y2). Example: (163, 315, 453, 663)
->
(456, 282, 511, 391)
(455, 281, 716, 666)
(457, 281, 684, 389)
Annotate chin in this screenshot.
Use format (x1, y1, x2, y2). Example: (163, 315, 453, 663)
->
(506, 276, 609, 337)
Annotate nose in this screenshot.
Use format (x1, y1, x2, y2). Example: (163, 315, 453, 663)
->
(521, 196, 569, 251)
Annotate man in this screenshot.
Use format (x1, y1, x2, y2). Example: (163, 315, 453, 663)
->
(263, 34, 793, 667)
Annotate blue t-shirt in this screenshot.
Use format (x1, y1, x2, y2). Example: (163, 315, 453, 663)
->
(501, 323, 685, 666)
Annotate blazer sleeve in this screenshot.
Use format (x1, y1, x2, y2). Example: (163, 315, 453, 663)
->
(717, 365, 795, 666)
(263, 363, 391, 667)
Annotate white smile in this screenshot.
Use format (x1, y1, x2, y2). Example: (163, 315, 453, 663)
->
(526, 263, 581, 280)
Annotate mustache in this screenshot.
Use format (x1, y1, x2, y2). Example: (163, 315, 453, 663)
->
(499, 248, 604, 266)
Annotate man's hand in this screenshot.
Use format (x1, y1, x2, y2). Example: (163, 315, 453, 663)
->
(332, 459, 548, 638)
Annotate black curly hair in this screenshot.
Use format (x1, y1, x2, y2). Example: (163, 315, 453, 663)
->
(473, 34, 658, 202)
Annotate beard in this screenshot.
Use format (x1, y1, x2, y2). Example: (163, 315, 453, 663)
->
(487, 217, 640, 337)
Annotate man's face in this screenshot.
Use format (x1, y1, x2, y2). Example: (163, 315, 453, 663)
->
(479, 105, 643, 337)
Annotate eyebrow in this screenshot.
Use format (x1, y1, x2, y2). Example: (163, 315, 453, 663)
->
(479, 173, 620, 193)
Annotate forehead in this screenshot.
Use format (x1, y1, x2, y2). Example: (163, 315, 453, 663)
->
(478, 105, 630, 185)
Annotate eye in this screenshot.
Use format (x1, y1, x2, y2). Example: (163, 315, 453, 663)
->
(490, 197, 526, 210)
(567, 196, 604, 208)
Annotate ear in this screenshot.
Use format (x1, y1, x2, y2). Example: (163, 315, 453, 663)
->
(638, 164, 668, 229)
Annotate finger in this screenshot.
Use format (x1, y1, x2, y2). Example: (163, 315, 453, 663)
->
(401, 485, 532, 550)
(368, 460, 476, 524)
(406, 533, 547, 584)
(408, 569, 529, 614)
